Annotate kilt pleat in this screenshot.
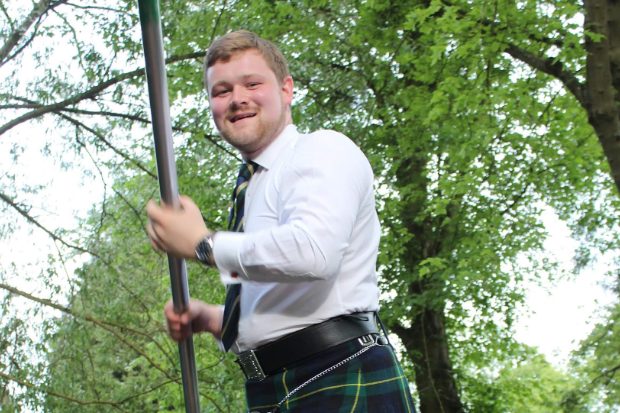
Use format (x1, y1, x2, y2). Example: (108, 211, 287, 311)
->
(246, 339, 416, 413)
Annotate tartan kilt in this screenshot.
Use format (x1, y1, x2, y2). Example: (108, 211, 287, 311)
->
(245, 338, 416, 413)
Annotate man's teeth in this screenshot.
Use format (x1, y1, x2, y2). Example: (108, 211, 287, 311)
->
(232, 113, 255, 122)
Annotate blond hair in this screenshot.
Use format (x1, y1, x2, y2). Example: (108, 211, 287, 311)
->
(204, 30, 290, 86)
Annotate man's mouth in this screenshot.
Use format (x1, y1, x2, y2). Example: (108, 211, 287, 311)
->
(229, 113, 256, 123)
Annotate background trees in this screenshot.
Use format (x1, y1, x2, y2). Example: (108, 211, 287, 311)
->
(1, 1, 618, 412)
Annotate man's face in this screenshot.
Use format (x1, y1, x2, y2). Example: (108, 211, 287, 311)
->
(206, 49, 293, 159)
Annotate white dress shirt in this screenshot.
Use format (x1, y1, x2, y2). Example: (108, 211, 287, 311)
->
(213, 124, 381, 352)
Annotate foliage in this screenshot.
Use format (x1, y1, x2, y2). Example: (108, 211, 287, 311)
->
(0, 0, 619, 412)
(41, 169, 245, 412)
(565, 288, 620, 413)
(463, 348, 579, 413)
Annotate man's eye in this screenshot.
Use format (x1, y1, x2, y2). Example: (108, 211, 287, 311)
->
(247, 82, 260, 89)
(214, 89, 230, 96)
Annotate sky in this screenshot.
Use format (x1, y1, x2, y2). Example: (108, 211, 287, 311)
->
(514, 208, 616, 366)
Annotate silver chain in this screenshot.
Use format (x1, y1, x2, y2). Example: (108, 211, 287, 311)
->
(272, 335, 381, 411)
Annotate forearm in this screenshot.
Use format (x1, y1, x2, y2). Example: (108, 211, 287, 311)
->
(193, 302, 224, 338)
(214, 223, 346, 282)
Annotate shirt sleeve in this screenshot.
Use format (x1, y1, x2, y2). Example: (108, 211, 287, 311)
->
(214, 131, 374, 283)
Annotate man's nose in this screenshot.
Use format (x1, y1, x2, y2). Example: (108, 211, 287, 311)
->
(230, 86, 249, 107)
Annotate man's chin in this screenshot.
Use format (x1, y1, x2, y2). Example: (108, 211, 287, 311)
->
(221, 130, 259, 150)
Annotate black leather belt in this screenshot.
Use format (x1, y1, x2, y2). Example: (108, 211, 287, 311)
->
(236, 312, 379, 382)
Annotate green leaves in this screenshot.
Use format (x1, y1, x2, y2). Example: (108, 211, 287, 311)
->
(1, 0, 619, 412)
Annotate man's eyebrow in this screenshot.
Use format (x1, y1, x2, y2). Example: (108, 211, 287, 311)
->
(210, 80, 229, 89)
(241, 73, 267, 81)
(209, 73, 268, 92)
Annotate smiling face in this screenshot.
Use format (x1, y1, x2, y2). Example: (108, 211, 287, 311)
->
(206, 49, 294, 159)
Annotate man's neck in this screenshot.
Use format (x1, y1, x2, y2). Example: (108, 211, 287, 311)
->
(242, 119, 292, 160)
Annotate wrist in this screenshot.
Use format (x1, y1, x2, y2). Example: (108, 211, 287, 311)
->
(195, 232, 217, 267)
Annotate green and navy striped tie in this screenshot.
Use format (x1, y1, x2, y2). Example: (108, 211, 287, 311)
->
(221, 161, 258, 351)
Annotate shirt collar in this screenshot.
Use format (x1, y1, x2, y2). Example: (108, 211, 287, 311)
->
(251, 124, 298, 170)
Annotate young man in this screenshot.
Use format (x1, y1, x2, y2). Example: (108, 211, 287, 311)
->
(146, 30, 415, 412)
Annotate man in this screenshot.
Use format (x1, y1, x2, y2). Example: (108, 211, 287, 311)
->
(146, 30, 415, 412)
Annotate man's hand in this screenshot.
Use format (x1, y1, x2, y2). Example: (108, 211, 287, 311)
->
(164, 299, 224, 341)
(146, 195, 210, 259)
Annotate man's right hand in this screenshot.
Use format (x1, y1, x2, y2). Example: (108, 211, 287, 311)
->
(146, 195, 211, 260)
(164, 299, 223, 342)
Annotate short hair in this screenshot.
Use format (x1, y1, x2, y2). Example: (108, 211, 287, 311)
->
(204, 30, 290, 86)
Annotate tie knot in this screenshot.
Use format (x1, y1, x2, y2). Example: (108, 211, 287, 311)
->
(237, 160, 259, 184)
(228, 160, 259, 232)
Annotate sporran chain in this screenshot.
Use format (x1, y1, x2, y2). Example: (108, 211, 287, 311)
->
(265, 335, 384, 413)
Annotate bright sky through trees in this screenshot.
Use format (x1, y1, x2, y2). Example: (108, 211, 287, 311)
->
(2, 1, 619, 411)
(0, 120, 613, 366)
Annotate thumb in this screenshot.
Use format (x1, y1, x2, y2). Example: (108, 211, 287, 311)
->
(146, 199, 162, 220)
(178, 195, 197, 211)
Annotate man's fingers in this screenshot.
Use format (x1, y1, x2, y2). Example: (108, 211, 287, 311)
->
(146, 199, 174, 223)
(178, 195, 190, 207)
(164, 300, 199, 341)
(146, 199, 161, 222)
(146, 200, 166, 253)
(168, 319, 191, 342)
(178, 195, 195, 211)
(146, 220, 165, 252)
(145, 220, 156, 239)
(164, 301, 187, 341)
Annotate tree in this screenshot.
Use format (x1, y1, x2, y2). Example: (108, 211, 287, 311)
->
(1, 0, 241, 410)
(1, 1, 619, 412)
(564, 285, 620, 412)
(464, 348, 579, 412)
(40, 170, 245, 412)
(249, 1, 620, 411)
(527, 0, 620, 194)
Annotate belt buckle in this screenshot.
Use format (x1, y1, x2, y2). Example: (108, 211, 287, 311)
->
(358, 334, 376, 346)
(237, 349, 267, 382)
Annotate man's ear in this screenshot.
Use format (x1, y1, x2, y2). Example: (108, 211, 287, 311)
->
(281, 75, 294, 105)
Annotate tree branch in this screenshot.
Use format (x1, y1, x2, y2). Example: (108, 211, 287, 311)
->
(504, 44, 587, 109)
(0, 282, 145, 339)
(0, 370, 123, 409)
(50, 7, 85, 70)
(3, 95, 240, 158)
(0, 0, 69, 66)
(0, 191, 98, 257)
(0, 281, 229, 411)
(0, 51, 203, 136)
(63, 2, 132, 14)
(58, 112, 158, 179)
(0, 281, 175, 379)
(594, 362, 620, 384)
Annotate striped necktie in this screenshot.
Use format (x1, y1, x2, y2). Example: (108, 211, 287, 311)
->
(221, 161, 258, 351)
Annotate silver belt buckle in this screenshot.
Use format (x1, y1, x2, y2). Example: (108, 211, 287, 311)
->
(358, 334, 375, 346)
(237, 349, 267, 382)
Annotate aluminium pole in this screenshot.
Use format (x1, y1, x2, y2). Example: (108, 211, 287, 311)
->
(137, 1, 201, 412)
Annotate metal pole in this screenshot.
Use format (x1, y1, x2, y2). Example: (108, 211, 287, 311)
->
(137, 1, 201, 412)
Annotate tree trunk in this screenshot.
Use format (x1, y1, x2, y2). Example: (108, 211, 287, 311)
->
(584, 0, 620, 194)
(395, 307, 465, 413)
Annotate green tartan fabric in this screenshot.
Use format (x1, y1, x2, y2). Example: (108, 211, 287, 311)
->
(245, 339, 416, 413)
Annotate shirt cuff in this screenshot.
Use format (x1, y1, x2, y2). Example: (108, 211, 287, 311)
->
(213, 231, 247, 284)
